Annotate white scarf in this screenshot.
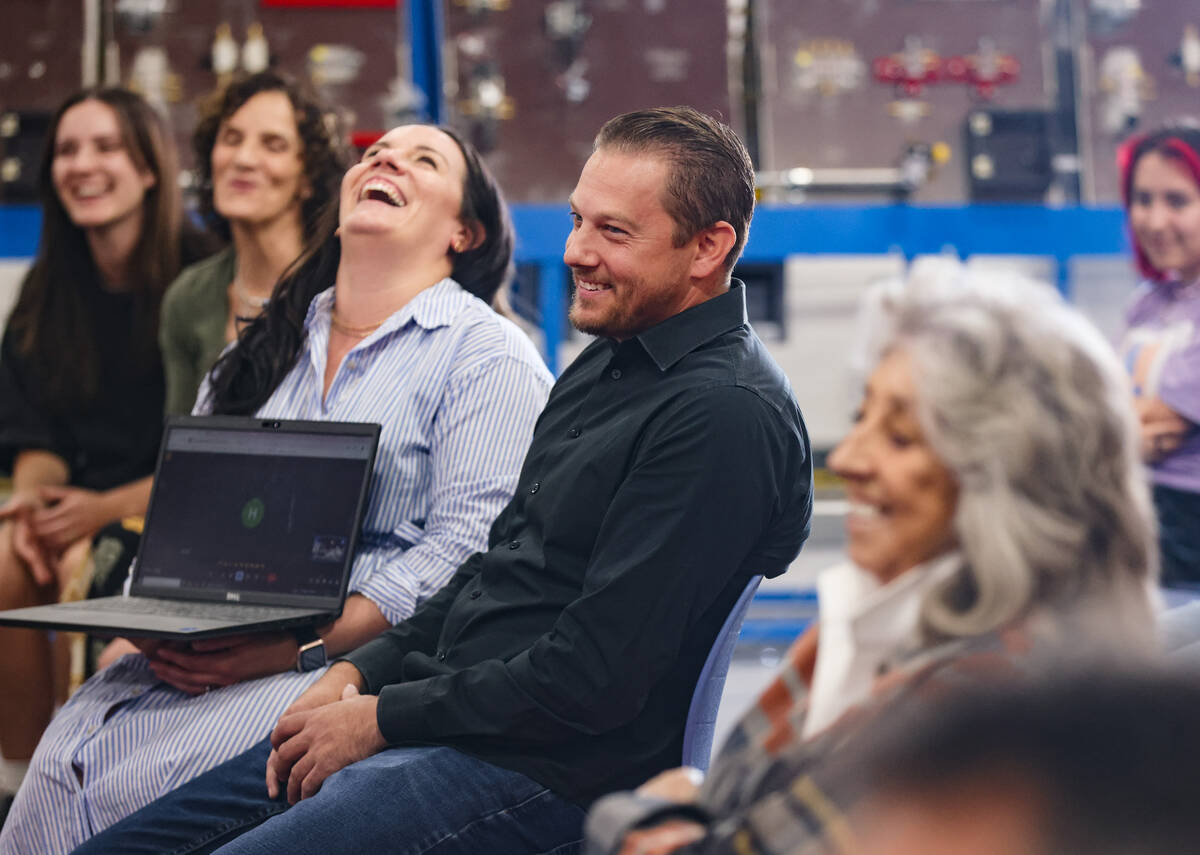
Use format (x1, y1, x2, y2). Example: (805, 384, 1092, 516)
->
(803, 552, 963, 739)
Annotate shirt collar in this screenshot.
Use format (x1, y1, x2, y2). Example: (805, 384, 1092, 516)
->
(305, 277, 466, 337)
(405, 278, 470, 331)
(632, 280, 748, 372)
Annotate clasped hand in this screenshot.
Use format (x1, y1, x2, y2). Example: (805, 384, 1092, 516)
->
(266, 680, 386, 804)
(0, 485, 113, 588)
(136, 633, 299, 695)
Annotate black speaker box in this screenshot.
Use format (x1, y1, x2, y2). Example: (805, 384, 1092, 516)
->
(0, 111, 52, 203)
(964, 108, 1054, 202)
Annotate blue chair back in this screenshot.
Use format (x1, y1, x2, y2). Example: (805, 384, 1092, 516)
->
(681, 575, 762, 770)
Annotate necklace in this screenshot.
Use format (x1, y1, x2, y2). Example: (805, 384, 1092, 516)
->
(233, 281, 270, 310)
(330, 310, 384, 337)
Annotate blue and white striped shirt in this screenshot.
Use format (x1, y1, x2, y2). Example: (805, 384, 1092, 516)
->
(1, 279, 552, 854)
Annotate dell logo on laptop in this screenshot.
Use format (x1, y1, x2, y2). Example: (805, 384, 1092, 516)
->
(226, 592, 240, 602)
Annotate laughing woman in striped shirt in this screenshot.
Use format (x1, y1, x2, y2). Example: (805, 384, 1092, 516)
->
(0, 124, 553, 854)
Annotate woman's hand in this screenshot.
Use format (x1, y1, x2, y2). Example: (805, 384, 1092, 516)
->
(0, 488, 44, 521)
(619, 768, 706, 855)
(617, 822, 706, 855)
(30, 485, 115, 553)
(636, 767, 704, 804)
(1136, 395, 1192, 463)
(3, 510, 58, 588)
(145, 632, 299, 695)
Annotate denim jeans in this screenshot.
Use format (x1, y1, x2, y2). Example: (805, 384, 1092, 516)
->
(71, 737, 585, 855)
(1155, 483, 1200, 587)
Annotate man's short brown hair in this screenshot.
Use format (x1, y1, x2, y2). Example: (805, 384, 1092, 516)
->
(594, 107, 755, 274)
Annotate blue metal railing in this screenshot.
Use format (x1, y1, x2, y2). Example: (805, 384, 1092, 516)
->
(2, 203, 1134, 374)
(514, 203, 1132, 372)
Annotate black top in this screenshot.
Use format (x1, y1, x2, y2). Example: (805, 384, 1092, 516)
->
(0, 286, 165, 490)
(344, 283, 813, 807)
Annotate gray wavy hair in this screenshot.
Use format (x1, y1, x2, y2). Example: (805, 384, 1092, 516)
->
(857, 259, 1157, 646)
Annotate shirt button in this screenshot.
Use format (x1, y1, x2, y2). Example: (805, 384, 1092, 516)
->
(530, 482, 540, 494)
(470, 589, 482, 599)
(436, 650, 446, 661)
(508, 540, 521, 550)
(610, 368, 622, 380)
(568, 428, 581, 438)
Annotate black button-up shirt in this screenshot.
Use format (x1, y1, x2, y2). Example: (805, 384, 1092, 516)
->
(344, 283, 812, 806)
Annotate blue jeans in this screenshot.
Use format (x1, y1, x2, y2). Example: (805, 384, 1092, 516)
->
(1155, 483, 1200, 586)
(71, 737, 585, 855)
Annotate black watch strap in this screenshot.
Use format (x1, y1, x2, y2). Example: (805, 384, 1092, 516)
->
(292, 626, 326, 672)
(290, 626, 320, 646)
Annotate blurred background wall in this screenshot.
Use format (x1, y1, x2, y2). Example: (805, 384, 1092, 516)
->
(0, 0, 1193, 452)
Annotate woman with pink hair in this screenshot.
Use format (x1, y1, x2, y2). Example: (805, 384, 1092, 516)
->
(1118, 123, 1200, 584)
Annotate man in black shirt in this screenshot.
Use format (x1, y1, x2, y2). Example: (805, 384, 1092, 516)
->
(73, 107, 812, 855)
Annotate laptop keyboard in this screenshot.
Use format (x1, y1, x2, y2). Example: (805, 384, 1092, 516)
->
(56, 597, 310, 621)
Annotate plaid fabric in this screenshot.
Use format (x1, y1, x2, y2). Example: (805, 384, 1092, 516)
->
(673, 626, 1033, 855)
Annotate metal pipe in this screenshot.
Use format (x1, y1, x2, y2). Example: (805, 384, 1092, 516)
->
(758, 166, 916, 195)
(82, 0, 101, 87)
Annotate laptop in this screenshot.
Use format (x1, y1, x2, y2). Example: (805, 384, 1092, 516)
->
(0, 415, 379, 640)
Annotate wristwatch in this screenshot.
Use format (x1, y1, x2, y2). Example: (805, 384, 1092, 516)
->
(292, 627, 327, 673)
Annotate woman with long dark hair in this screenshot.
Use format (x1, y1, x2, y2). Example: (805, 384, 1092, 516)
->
(3, 123, 551, 854)
(0, 87, 203, 793)
(1118, 122, 1200, 585)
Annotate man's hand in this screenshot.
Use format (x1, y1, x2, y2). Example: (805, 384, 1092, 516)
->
(31, 485, 113, 552)
(146, 633, 298, 695)
(618, 821, 706, 855)
(282, 660, 366, 717)
(264, 662, 367, 796)
(267, 683, 386, 804)
(636, 767, 703, 804)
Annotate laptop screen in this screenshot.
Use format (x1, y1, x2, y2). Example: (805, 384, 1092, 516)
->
(135, 422, 377, 605)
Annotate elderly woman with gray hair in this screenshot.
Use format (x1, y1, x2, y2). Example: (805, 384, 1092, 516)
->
(586, 261, 1158, 855)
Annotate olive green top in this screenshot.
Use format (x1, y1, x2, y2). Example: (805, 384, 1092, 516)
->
(158, 246, 236, 415)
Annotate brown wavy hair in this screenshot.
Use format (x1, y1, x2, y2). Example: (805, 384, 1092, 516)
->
(191, 70, 350, 242)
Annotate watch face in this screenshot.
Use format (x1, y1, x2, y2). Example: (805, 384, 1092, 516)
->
(299, 641, 327, 672)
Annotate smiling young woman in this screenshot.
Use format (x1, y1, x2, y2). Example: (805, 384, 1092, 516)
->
(0, 87, 211, 796)
(1118, 123, 1200, 585)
